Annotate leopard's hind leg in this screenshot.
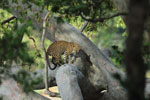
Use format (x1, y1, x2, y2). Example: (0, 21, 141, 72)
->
(70, 53, 76, 64)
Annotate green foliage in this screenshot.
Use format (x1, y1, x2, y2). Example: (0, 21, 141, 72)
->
(93, 17, 126, 49)
(143, 41, 150, 67)
(86, 17, 126, 68)
(0, 22, 34, 68)
(0, 2, 149, 100)
(0, 0, 127, 70)
(47, 0, 113, 17)
(62, 11, 126, 69)
(0, 96, 2, 100)
(0, 10, 39, 94)
(0, 0, 8, 8)
(0, 0, 130, 98)
(110, 45, 124, 68)
(13, 70, 43, 93)
(14, 0, 113, 23)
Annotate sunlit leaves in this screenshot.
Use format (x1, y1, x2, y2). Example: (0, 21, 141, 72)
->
(44, 0, 114, 22)
(0, 20, 34, 67)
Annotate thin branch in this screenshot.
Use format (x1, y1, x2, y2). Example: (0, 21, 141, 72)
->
(103, 13, 128, 20)
(80, 12, 128, 23)
(1, 16, 17, 25)
(29, 37, 41, 57)
(41, 12, 60, 97)
(80, 21, 89, 32)
(40, 12, 50, 91)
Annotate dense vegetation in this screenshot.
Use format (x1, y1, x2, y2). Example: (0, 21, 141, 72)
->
(0, 0, 150, 100)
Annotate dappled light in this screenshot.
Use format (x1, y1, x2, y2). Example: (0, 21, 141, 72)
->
(0, 0, 150, 100)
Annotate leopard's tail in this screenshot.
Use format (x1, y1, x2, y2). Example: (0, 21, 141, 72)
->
(46, 52, 57, 70)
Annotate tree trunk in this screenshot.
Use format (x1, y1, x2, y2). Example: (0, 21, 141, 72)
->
(112, 0, 150, 100)
(0, 0, 150, 100)
(125, 0, 149, 100)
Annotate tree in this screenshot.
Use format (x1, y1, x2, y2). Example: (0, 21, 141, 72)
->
(125, 0, 149, 100)
(0, 0, 150, 100)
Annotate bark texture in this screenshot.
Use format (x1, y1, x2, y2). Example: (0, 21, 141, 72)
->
(0, 0, 150, 100)
(125, 0, 149, 100)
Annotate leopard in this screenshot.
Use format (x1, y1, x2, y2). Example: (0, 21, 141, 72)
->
(46, 40, 81, 70)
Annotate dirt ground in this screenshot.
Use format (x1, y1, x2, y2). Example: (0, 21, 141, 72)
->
(35, 86, 61, 100)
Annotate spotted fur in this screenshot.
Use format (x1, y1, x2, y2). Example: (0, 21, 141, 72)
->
(46, 40, 81, 70)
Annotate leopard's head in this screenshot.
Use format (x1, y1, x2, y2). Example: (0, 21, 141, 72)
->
(71, 43, 81, 53)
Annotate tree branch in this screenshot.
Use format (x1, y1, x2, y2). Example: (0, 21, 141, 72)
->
(1, 16, 16, 25)
(40, 12, 60, 97)
(2, 0, 150, 99)
(40, 12, 51, 93)
(29, 37, 41, 57)
(80, 21, 89, 32)
(80, 12, 128, 23)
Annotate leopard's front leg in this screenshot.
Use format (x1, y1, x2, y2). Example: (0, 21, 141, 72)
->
(64, 53, 69, 64)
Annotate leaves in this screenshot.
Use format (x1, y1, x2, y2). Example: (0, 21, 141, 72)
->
(0, 18, 34, 68)
(13, 70, 42, 93)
